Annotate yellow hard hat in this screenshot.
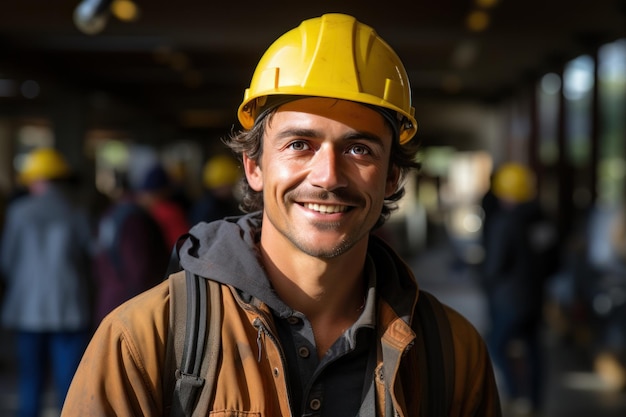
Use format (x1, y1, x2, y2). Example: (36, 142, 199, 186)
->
(203, 155, 241, 189)
(19, 147, 71, 185)
(492, 163, 536, 203)
(238, 13, 417, 144)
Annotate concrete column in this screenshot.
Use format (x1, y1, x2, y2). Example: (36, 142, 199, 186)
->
(49, 87, 88, 175)
(48, 87, 95, 207)
(0, 119, 16, 196)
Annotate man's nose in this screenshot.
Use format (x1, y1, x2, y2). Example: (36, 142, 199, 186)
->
(307, 147, 348, 191)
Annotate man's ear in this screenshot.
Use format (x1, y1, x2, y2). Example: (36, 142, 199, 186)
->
(243, 153, 263, 192)
(385, 165, 400, 198)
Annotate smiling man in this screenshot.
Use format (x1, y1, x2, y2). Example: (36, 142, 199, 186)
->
(62, 13, 502, 417)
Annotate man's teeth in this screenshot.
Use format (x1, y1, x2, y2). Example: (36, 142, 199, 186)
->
(305, 203, 348, 213)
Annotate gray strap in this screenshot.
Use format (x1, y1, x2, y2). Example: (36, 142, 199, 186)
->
(164, 271, 222, 416)
(191, 279, 221, 416)
(163, 271, 187, 416)
(171, 270, 208, 416)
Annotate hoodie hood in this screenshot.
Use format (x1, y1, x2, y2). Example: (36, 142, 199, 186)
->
(178, 212, 418, 321)
(367, 234, 419, 322)
(179, 212, 293, 317)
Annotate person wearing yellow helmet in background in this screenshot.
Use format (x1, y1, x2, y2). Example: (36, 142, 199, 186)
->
(188, 153, 243, 225)
(63, 14, 501, 416)
(1, 147, 95, 417)
(17, 147, 72, 186)
(480, 162, 559, 415)
(492, 162, 537, 205)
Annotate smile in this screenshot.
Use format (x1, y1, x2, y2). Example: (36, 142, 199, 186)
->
(304, 203, 349, 214)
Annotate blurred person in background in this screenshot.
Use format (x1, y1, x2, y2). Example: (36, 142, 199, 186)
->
(92, 169, 169, 325)
(0, 147, 94, 417)
(0, 189, 5, 231)
(135, 162, 191, 249)
(168, 159, 194, 216)
(188, 153, 243, 225)
(0, 190, 6, 301)
(480, 162, 559, 415)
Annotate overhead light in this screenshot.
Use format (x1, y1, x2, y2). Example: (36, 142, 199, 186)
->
(111, 0, 140, 22)
(74, 0, 113, 35)
(466, 10, 490, 32)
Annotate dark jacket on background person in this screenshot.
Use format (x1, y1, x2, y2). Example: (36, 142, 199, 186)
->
(135, 164, 190, 249)
(63, 213, 501, 416)
(188, 190, 242, 225)
(481, 199, 558, 318)
(480, 198, 558, 411)
(93, 196, 169, 324)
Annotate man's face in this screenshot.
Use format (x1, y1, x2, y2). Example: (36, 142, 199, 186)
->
(243, 97, 399, 259)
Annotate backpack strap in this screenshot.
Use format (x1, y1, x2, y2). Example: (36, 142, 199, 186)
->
(163, 270, 187, 415)
(414, 290, 455, 416)
(191, 277, 221, 415)
(165, 270, 222, 417)
(162, 231, 222, 417)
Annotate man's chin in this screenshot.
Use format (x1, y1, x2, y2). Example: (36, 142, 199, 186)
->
(292, 236, 354, 259)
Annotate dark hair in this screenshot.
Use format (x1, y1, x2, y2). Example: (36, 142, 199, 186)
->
(225, 106, 421, 229)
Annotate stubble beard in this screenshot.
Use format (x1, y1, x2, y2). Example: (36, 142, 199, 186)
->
(275, 188, 372, 258)
(287, 218, 370, 259)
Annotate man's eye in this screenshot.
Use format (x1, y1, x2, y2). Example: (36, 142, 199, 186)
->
(348, 145, 370, 155)
(288, 141, 310, 151)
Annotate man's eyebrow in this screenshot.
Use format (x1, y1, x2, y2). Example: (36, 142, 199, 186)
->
(343, 131, 386, 147)
(274, 128, 386, 146)
(274, 128, 320, 140)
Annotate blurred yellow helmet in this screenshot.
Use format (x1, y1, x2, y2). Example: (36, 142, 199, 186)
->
(238, 13, 417, 144)
(19, 147, 71, 185)
(492, 162, 536, 203)
(203, 155, 241, 189)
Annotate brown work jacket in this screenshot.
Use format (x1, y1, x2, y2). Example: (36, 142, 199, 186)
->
(62, 277, 501, 416)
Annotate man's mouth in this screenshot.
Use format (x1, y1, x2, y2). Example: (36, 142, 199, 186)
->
(304, 203, 349, 214)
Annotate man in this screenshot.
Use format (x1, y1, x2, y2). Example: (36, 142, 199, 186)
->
(62, 14, 501, 416)
(481, 162, 558, 414)
(188, 153, 242, 225)
(1, 147, 94, 417)
(92, 170, 169, 324)
(134, 162, 191, 249)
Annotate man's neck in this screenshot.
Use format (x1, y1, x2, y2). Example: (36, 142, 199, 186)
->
(259, 233, 368, 357)
(258, 226, 368, 320)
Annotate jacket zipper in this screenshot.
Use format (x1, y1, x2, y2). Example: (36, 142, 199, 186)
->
(252, 316, 281, 361)
(252, 315, 294, 417)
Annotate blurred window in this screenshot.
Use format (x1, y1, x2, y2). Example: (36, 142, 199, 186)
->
(563, 54, 594, 167)
(598, 39, 626, 204)
(537, 72, 561, 165)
